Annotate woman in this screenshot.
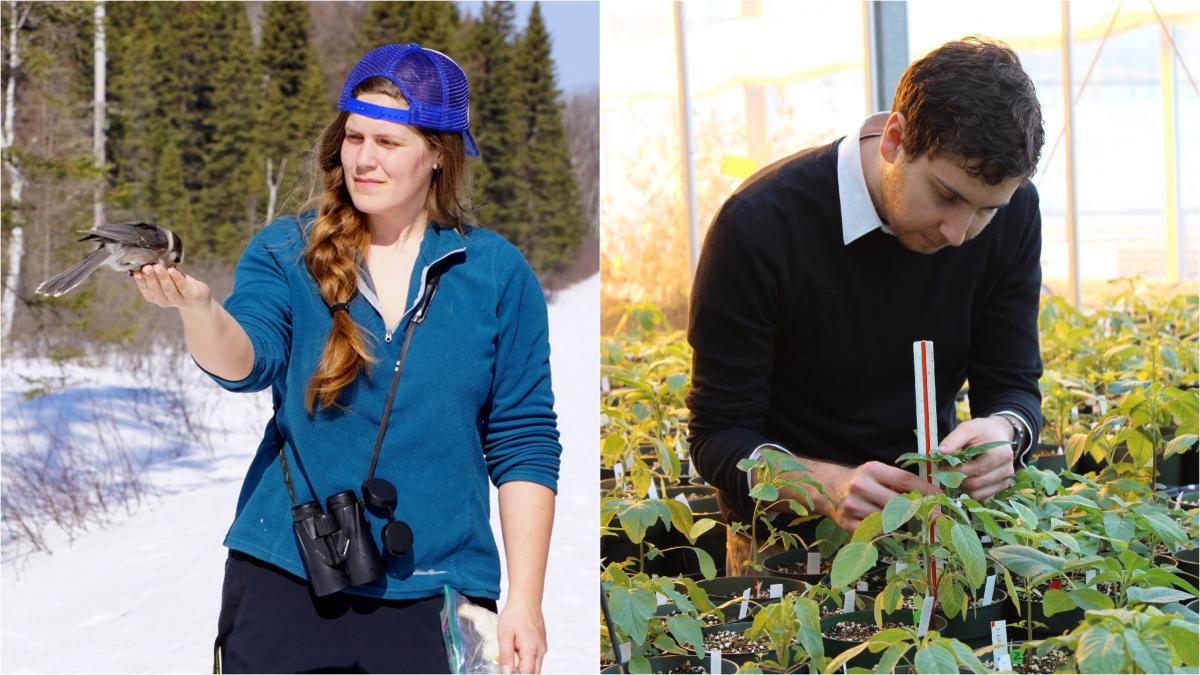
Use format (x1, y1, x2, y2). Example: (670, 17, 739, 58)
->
(134, 44, 558, 674)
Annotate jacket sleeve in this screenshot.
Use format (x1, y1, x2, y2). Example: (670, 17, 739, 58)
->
(968, 186, 1044, 455)
(686, 195, 785, 518)
(481, 243, 561, 493)
(195, 227, 293, 393)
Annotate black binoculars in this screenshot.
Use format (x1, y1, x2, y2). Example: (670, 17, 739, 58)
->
(291, 477, 413, 597)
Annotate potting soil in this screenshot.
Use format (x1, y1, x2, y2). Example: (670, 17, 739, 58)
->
(702, 630, 769, 654)
(822, 620, 906, 641)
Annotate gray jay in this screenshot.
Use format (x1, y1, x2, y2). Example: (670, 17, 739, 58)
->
(36, 221, 185, 297)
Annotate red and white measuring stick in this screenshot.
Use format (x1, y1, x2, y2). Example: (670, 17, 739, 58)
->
(913, 340, 938, 601)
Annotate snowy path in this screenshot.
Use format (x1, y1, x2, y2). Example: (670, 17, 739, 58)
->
(1, 274, 598, 673)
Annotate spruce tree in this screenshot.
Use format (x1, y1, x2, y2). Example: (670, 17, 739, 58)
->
(198, 2, 262, 260)
(362, 1, 461, 57)
(258, 1, 328, 223)
(469, 2, 525, 248)
(516, 2, 584, 273)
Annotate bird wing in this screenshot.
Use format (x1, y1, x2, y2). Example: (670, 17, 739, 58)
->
(78, 221, 168, 250)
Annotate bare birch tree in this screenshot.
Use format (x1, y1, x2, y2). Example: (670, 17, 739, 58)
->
(2, 0, 31, 344)
(93, 0, 105, 228)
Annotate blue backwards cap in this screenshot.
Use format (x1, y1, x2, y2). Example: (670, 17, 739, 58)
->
(337, 44, 480, 158)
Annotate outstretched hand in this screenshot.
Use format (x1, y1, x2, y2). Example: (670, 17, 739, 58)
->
(132, 264, 211, 312)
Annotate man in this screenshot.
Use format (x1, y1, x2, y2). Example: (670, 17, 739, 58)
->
(686, 38, 1045, 573)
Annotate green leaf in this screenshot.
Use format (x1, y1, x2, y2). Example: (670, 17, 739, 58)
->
(1077, 625, 1127, 674)
(874, 643, 910, 675)
(608, 586, 656, 645)
(688, 518, 719, 543)
(1012, 502, 1040, 530)
(663, 497, 694, 536)
(951, 522, 987, 588)
(1124, 628, 1172, 674)
(915, 644, 957, 675)
(1103, 513, 1135, 543)
(933, 470, 967, 489)
(1126, 586, 1195, 604)
(794, 597, 824, 665)
(665, 373, 688, 393)
(1137, 511, 1189, 548)
(748, 482, 779, 502)
(1042, 588, 1075, 617)
(851, 511, 883, 543)
(989, 545, 1066, 579)
(1069, 588, 1114, 611)
(823, 641, 871, 674)
(617, 500, 664, 544)
(882, 495, 920, 533)
(1164, 433, 1198, 458)
(666, 614, 705, 658)
(689, 546, 717, 580)
(830, 541, 879, 588)
(628, 655, 651, 673)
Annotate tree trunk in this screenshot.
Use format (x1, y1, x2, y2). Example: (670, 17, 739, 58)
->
(93, 0, 106, 228)
(264, 157, 285, 225)
(2, 1, 31, 344)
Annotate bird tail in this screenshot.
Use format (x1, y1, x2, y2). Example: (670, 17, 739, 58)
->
(35, 248, 110, 297)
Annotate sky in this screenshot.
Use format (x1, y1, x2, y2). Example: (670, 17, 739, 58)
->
(460, 1, 600, 93)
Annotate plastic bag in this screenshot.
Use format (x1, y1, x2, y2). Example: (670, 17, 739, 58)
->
(441, 585, 501, 674)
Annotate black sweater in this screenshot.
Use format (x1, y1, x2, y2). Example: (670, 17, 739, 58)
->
(686, 140, 1043, 523)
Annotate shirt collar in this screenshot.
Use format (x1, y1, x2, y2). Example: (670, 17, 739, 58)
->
(837, 112, 893, 245)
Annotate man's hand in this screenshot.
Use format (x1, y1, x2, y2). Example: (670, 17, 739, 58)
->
(827, 461, 941, 532)
(497, 599, 546, 674)
(938, 417, 1016, 502)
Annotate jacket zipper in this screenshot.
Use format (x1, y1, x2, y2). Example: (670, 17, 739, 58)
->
(376, 247, 466, 344)
(385, 328, 393, 343)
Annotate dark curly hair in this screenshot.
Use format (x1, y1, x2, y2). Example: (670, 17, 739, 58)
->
(892, 36, 1045, 184)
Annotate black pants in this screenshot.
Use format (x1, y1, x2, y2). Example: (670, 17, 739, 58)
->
(216, 549, 497, 674)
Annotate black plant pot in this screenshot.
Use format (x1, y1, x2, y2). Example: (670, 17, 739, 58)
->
(1004, 591, 1083, 639)
(600, 654, 741, 674)
(1158, 547, 1200, 593)
(941, 591, 1009, 648)
(762, 549, 830, 586)
(696, 621, 769, 666)
(696, 575, 806, 607)
(820, 609, 948, 670)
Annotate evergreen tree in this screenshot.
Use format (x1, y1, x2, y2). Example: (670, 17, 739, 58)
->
(198, 1, 262, 260)
(362, 1, 461, 57)
(516, 2, 584, 273)
(106, 2, 167, 217)
(258, 0, 327, 222)
(469, 2, 525, 248)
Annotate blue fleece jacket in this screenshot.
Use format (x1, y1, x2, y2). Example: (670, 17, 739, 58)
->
(200, 213, 560, 600)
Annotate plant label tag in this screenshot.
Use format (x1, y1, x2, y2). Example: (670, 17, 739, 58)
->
(990, 620, 1011, 671)
(675, 436, 687, 460)
(612, 462, 624, 481)
(857, 580, 869, 593)
(711, 648, 721, 674)
(686, 457, 695, 477)
(738, 588, 751, 619)
(1085, 569, 1096, 584)
(601, 375, 610, 393)
(675, 493, 692, 512)
(916, 595, 934, 637)
(617, 641, 631, 663)
(806, 551, 821, 575)
(647, 481, 659, 499)
(843, 590, 856, 613)
(895, 561, 907, 573)
(1174, 493, 1183, 509)
(656, 592, 668, 607)
(1012, 647, 1026, 666)
(769, 583, 783, 599)
(625, 455, 634, 468)
(981, 535, 992, 545)
(982, 574, 996, 606)
(1098, 397, 1108, 415)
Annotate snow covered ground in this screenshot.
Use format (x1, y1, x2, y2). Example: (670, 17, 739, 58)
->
(0, 274, 599, 673)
